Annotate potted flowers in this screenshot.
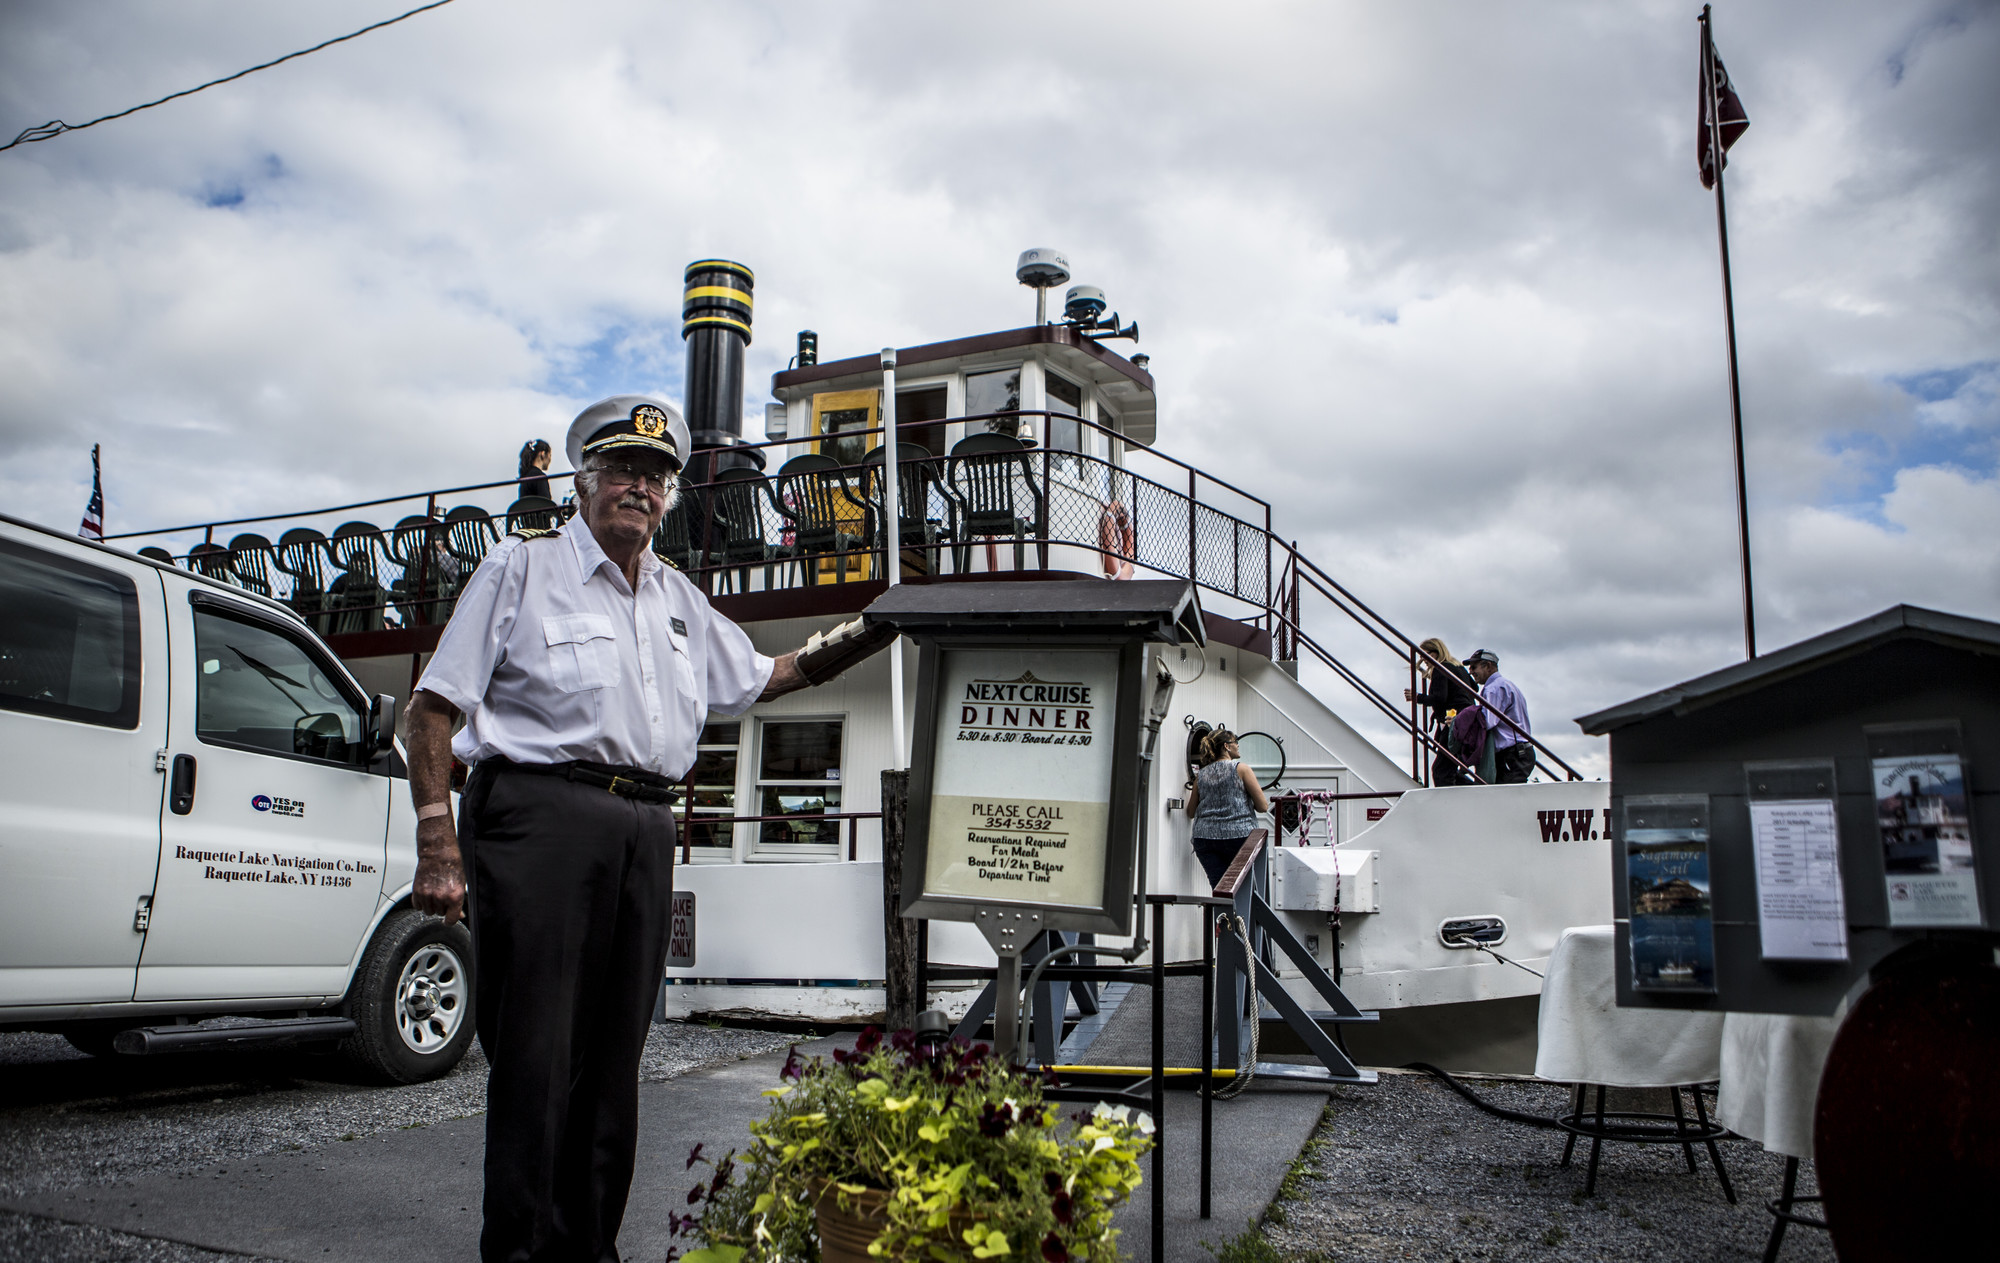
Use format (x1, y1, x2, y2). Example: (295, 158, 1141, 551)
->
(675, 1027, 1154, 1263)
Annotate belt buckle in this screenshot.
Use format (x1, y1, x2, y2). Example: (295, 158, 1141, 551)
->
(607, 774, 634, 798)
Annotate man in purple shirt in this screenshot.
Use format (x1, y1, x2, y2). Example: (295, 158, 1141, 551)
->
(1467, 649, 1534, 784)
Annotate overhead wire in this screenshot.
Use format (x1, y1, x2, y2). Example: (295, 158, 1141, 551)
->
(2, 0, 460, 154)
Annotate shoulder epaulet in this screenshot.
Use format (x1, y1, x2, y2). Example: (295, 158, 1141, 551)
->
(508, 527, 558, 541)
(652, 550, 680, 570)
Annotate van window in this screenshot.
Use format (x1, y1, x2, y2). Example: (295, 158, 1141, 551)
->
(0, 539, 141, 728)
(193, 607, 364, 763)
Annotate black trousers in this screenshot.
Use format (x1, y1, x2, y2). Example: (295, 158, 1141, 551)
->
(1192, 835, 1248, 890)
(1496, 743, 1535, 784)
(460, 765, 676, 1263)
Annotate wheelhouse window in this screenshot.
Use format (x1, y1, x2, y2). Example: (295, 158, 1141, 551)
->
(683, 721, 740, 855)
(0, 540, 141, 729)
(1044, 372, 1084, 469)
(193, 607, 365, 763)
(966, 367, 1022, 439)
(755, 718, 843, 850)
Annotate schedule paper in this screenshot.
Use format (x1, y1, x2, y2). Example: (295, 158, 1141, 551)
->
(1748, 799, 1848, 961)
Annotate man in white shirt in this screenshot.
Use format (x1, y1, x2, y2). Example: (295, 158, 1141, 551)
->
(404, 395, 889, 1263)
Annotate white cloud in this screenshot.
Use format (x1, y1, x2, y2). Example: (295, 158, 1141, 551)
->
(1, 0, 1995, 775)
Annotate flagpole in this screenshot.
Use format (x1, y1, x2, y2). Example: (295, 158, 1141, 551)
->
(1702, 4, 1756, 659)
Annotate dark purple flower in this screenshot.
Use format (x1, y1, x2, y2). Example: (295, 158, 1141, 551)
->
(856, 1026, 884, 1054)
(1041, 1231, 1069, 1262)
(977, 1101, 1016, 1138)
(1044, 1173, 1063, 1195)
(780, 1044, 804, 1082)
(685, 1142, 706, 1171)
(1050, 1188, 1075, 1226)
(686, 1184, 705, 1206)
(669, 1212, 700, 1237)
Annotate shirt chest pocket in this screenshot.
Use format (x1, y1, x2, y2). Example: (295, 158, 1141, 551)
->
(543, 613, 621, 692)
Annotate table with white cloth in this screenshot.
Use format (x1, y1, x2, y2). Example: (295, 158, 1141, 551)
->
(1717, 1010, 1840, 1160)
(1534, 925, 1734, 1199)
(1718, 1010, 1842, 1257)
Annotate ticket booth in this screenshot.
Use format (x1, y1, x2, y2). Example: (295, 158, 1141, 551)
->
(864, 578, 1203, 1058)
(1577, 604, 1998, 1256)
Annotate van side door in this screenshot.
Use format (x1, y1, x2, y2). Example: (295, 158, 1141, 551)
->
(140, 588, 389, 1002)
(0, 531, 167, 1008)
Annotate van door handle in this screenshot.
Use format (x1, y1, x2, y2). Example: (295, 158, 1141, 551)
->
(170, 754, 197, 815)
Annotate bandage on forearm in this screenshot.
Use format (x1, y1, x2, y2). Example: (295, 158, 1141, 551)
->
(795, 616, 896, 686)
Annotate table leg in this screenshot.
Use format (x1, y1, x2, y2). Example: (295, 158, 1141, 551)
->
(1691, 1086, 1736, 1204)
(1762, 1155, 1798, 1263)
(1671, 1086, 1699, 1173)
(1559, 1083, 1583, 1169)
(1585, 1085, 1606, 1198)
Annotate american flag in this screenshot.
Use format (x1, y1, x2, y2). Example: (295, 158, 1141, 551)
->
(78, 444, 104, 539)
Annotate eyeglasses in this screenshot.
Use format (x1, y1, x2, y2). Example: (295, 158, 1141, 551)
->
(598, 464, 674, 493)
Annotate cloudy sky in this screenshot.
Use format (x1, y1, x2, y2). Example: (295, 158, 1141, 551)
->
(3, 0, 1995, 772)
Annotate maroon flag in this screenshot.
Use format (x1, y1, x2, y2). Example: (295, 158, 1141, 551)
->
(1699, 25, 1749, 189)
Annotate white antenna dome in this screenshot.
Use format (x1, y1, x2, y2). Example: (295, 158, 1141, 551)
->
(1015, 248, 1071, 289)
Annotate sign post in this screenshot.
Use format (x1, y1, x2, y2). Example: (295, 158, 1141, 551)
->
(865, 579, 1204, 1060)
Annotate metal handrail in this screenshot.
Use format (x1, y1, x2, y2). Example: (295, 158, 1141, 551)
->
(99, 419, 1583, 785)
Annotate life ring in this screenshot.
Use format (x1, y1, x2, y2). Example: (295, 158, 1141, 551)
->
(1098, 499, 1135, 579)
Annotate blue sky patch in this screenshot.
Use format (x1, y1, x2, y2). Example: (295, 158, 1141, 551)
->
(1822, 359, 1999, 523)
(540, 320, 683, 408)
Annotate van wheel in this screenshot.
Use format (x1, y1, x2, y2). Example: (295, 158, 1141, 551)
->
(341, 908, 475, 1084)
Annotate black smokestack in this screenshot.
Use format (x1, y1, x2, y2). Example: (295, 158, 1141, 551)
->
(682, 259, 762, 471)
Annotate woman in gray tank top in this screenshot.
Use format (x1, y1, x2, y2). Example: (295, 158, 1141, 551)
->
(1185, 728, 1271, 889)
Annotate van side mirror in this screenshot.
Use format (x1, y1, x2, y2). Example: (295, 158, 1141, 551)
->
(368, 694, 398, 756)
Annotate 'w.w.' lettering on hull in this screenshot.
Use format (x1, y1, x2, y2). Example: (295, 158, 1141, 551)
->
(1537, 808, 1612, 843)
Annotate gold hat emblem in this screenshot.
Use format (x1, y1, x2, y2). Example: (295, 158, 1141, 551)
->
(632, 404, 668, 439)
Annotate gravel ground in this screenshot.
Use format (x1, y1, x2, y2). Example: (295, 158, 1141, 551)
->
(1252, 1072, 1831, 1263)
(0, 1022, 791, 1262)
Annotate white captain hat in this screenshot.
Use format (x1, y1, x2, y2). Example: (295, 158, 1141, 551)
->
(565, 394, 689, 473)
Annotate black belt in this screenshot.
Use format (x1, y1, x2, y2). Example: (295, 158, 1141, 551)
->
(483, 758, 680, 805)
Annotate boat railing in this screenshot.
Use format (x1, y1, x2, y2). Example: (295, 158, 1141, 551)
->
(98, 410, 1582, 784)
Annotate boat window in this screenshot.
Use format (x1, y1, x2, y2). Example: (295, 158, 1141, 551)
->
(895, 387, 950, 457)
(192, 607, 365, 763)
(755, 718, 844, 850)
(0, 539, 141, 729)
(683, 721, 740, 856)
(1045, 373, 1083, 453)
(812, 388, 881, 470)
(965, 368, 1021, 438)
(1044, 372, 1084, 472)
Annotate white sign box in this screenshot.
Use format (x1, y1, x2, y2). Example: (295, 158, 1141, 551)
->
(922, 648, 1120, 910)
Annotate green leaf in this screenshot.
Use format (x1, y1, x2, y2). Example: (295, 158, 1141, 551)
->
(682, 1248, 747, 1263)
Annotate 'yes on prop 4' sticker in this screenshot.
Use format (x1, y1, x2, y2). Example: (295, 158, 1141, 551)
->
(250, 794, 306, 818)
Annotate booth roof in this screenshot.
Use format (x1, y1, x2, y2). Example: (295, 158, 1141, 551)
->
(1575, 603, 2000, 736)
(862, 579, 1205, 645)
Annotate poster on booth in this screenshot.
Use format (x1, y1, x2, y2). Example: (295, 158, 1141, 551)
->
(924, 648, 1119, 910)
(1874, 751, 1982, 928)
(1625, 798, 1717, 994)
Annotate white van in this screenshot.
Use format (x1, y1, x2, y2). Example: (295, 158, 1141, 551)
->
(0, 512, 471, 1083)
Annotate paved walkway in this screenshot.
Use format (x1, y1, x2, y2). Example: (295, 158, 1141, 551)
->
(5, 998, 1330, 1263)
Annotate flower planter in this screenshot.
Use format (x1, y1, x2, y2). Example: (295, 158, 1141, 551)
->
(813, 1182, 892, 1263)
(813, 1181, 975, 1263)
